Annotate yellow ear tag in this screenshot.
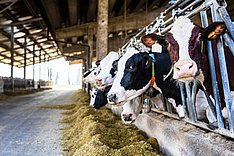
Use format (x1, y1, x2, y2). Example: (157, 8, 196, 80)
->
(208, 31, 216, 39)
(146, 60, 149, 65)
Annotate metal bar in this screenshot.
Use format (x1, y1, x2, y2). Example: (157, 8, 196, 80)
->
(165, 96, 172, 113)
(217, 37, 234, 132)
(0, 17, 43, 28)
(162, 0, 203, 30)
(151, 108, 234, 139)
(162, 0, 185, 15)
(33, 45, 35, 88)
(24, 36, 27, 88)
(10, 26, 14, 91)
(161, 1, 212, 34)
(185, 81, 197, 122)
(210, 0, 233, 131)
(218, 7, 234, 41)
(44, 54, 46, 82)
(39, 50, 41, 89)
(191, 81, 198, 120)
(223, 33, 234, 56)
(200, 10, 224, 128)
(179, 81, 188, 117)
(0, 0, 18, 4)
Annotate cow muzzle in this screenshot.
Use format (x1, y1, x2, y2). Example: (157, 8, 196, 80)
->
(173, 59, 197, 81)
(121, 113, 135, 124)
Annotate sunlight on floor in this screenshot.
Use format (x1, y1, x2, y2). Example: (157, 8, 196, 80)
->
(52, 84, 82, 90)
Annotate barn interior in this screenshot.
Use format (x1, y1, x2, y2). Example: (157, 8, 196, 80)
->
(1, 1, 234, 155)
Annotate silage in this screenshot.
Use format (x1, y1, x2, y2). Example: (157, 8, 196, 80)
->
(62, 90, 163, 156)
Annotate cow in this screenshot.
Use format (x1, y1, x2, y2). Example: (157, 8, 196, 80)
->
(91, 85, 112, 109)
(165, 16, 234, 126)
(95, 51, 119, 90)
(121, 94, 165, 124)
(83, 65, 101, 86)
(107, 47, 186, 118)
(121, 97, 143, 124)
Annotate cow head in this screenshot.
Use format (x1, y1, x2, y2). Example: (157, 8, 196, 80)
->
(166, 16, 226, 83)
(95, 51, 119, 89)
(121, 97, 143, 124)
(107, 47, 152, 104)
(92, 85, 112, 109)
(166, 16, 201, 82)
(83, 66, 101, 85)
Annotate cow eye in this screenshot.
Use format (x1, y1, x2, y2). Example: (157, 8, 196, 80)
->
(127, 64, 136, 71)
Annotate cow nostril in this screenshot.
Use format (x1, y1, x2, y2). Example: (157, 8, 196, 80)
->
(176, 67, 180, 71)
(122, 114, 133, 121)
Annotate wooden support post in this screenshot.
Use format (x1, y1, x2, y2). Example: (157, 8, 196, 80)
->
(96, 0, 108, 60)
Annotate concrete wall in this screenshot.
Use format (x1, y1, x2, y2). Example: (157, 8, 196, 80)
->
(134, 113, 234, 156)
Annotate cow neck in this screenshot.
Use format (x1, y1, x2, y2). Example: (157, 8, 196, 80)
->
(149, 53, 156, 86)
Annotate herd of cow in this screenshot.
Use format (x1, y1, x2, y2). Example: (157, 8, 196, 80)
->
(83, 16, 234, 129)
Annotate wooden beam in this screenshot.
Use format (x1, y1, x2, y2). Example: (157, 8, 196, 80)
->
(56, 6, 169, 39)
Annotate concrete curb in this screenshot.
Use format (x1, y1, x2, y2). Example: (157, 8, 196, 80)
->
(134, 113, 234, 156)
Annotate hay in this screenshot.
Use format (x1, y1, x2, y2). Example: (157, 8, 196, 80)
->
(62, 89, 163, 156)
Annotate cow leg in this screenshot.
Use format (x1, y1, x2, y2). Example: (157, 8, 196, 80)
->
(168, 98, 185, 118)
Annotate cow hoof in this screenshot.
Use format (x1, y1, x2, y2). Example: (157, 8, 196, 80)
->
(207, 122, 218, 130)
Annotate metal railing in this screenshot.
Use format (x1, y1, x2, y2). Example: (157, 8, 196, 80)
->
(119, 0, 234, 138)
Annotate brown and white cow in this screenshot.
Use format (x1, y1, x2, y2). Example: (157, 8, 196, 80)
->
(165, 16, 234, 123)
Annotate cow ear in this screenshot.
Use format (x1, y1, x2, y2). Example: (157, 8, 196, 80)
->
(142, 53, 152, 69)
(203, 22, 226, 40)
(95, 60, 101, 66)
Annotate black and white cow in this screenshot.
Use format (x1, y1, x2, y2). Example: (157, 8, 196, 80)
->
(121, 97, 143, 124)
(107, 47, 185, 117)
(121, 94, 164, 124)
(95, 51, 119, 90)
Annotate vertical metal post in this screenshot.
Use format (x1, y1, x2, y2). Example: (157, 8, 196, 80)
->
(185, 81, 197, 122)
(39, 50, 41, 89)
(24, 36, 27, 88)
(217, 37, 234, 132)
(10, 26, 14, 91)
(211, 2, 233, 131)
(200, 10, 224, 128)
(33, 45, 35, 88)
(179, 81, 188, 117)
(218, 7, 234, 41)
(223, 33, 234, 56)
(44, 54, 46, 83)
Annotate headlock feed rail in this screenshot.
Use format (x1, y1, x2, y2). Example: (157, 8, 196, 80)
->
(117, 0, 234, 138)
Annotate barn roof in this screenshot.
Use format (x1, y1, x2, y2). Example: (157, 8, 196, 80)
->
(0, 0, 233, 67)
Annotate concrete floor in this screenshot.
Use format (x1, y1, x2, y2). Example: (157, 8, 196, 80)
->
(0, 89, 77, 156)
